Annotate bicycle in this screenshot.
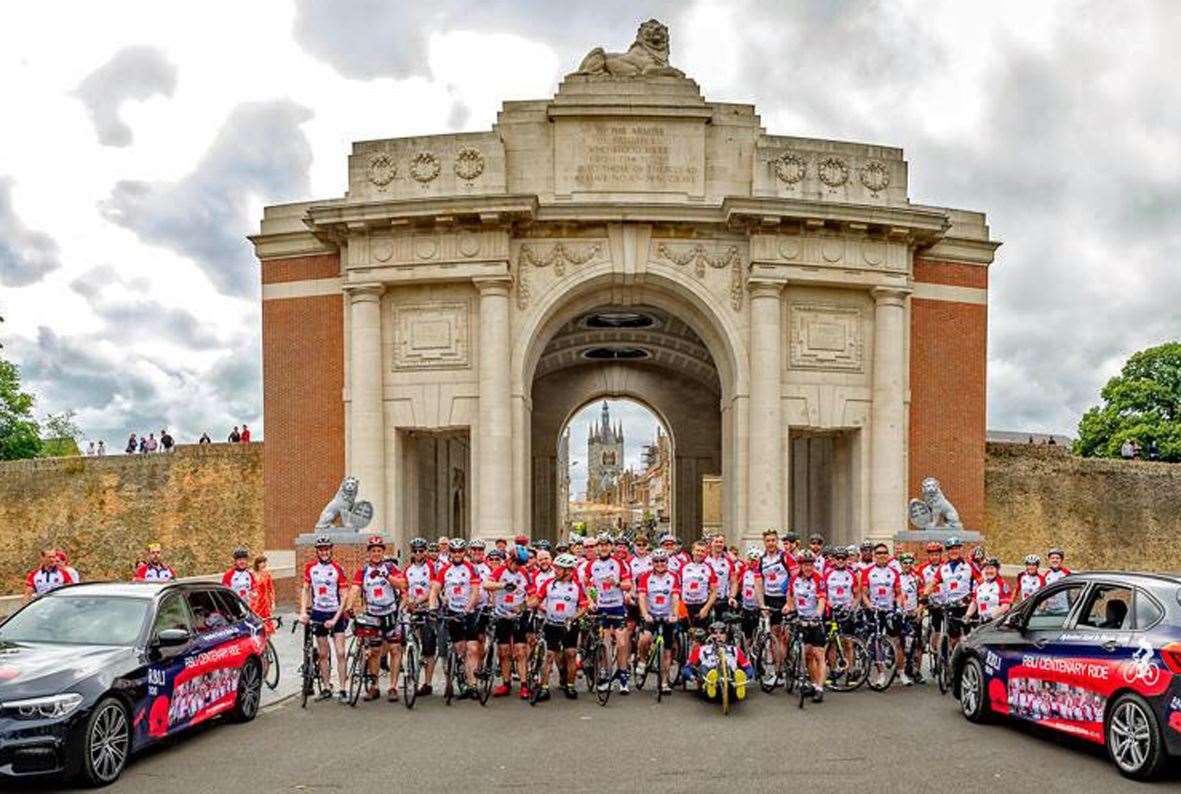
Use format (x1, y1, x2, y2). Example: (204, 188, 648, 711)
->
(634, 618, 673, 702)
(934, 603, 969, 695)
(260, 616, 283, 691)
(899, 611, 924, 683)
(580, 614, 616, 706)
(783, 615, 818, 709)
(821, 608, 867, 692)
(346, 614, 383, 706)
(442, 612, 475, 706)
(400, 611, 430, 709)
(750, 611, 779, 693)
(293, 618, 329, 709)
(864, 609, 899, 691)
(525, 614, 549, 706)
(698, 635, 743, 715)
(473, 611, 497, 706)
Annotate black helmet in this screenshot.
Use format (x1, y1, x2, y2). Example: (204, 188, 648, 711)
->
(1048, 547, 1065, 558)
(945, 536, 963, 549)
(410, 537, 428, 551)
(798, 550, 816, 563)
(232, 547, 249, 559)
(469, 538, 486, 550)
(784, 531, 799, 543)
(984, 556, 1001, 568)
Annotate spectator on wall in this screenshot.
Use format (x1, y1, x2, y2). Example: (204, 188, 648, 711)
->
(1147, 440, 1160, 461)
(146, 433, 158, 453)
(86, 441, 96, 456)
(126, 433, 138, 454)
(160, 429, 174, 452)
(96, 440, 106, 456)
(228, 426, 241, 443)
(198, 432, 211, 445)
(138, 435, 148, 454)
(240, 424, 251, 443)
(1120, 439, 1135, 460)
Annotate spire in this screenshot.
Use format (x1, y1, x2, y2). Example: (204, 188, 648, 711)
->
(600, 400, 611, 439)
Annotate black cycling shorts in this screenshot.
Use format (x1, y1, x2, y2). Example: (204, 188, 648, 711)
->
(642, 620, 677, 646)
(493, 615, 529, 644)
(764, 596, 787, 626)
(796, 621, 825, 647)
(684, 604, 712, 631)
(740, 608, 761, 638)
(944, 603, 969, 639)
(543, 622, 580, 650)
(445, 612, 477, 643)
(868, 609, 901, 638)
(418, 619, 438, 657)
(928, 605, 945, 632)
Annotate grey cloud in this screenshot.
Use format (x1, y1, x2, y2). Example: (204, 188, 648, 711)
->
(99, 100, 314, 297)
(446, 99, 470, 131)
(0, 177, 61, 286)
(292, 0, 682, 80)
(72, 46, 178, 147)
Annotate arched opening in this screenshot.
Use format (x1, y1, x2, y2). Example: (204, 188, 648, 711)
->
(558, 398, 673, 538)
(528, 302, 724, 541)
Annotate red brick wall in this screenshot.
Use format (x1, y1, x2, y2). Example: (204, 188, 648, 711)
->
(261, 254, 345, 551)
(909, 258, 988, 530)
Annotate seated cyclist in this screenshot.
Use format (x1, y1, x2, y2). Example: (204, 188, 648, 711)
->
(786, 551, 827, 703)
(683, 620, 754, 703)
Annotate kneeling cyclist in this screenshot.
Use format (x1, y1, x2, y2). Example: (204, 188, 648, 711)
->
(683, 620, 754, 703)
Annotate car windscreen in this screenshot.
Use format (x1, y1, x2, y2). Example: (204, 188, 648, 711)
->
(0, 595, 150, 646)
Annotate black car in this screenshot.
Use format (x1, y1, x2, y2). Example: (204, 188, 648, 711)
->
(0, 581, 266, 786)
(952, 571, 1181, 780)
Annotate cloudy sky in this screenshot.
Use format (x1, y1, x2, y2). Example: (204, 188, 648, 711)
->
(1, 1, 1178, 449)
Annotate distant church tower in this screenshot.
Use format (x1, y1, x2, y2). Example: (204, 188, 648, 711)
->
(586, 401, 624, 502)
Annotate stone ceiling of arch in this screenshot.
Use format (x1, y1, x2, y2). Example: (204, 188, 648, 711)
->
(533, 306, 720, 394)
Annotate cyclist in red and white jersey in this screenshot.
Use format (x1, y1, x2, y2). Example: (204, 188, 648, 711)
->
(658, 534, 684, 575)
(402, 537, 439, 695)
(134, 542, 176, 582)
(532, 549, 557, 591)
(786, 551, 828, 702)
(636, 550, 681, 695)
(706, 534, 739, 617)
(822, 547, 858, 676)
(468, 539, 493, 665)
(923, 537, 978, 655)
(529, 553, 588, 701)
(23, 548, 75, 603)
(348, 535, 407, 702)
(679, 541, 718, 638)
(429, 539, 482, 699)
(299, 534, 351, 702)
(862, 542, 909, 684)
(1016, 554, 1045, 602)
(1044, 547, 1071, 585)
(758, 529, 792, 686)
(807, 534, 827, 577)
(854, 542, 875, 575)
(585, 535, 634, 694)
(221, 547, 257, 603)
(966, 556, 1012, 623)
(484, 545, 534, 699)
(897, 553, 925, 683)
(737, 547, 765, 640)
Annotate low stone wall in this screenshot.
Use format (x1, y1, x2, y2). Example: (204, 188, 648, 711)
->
(985, 442, 1181, 572)
(0, 444, 263, 595)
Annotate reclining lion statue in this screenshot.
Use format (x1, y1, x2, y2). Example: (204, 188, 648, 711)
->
(574, 19, 685, 78)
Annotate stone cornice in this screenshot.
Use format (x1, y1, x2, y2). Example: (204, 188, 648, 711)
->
(916, 236, 1002, 266)
(723, 197, 950, 242)
(305, 194, 540, 239)
(247, 229, 337, 260)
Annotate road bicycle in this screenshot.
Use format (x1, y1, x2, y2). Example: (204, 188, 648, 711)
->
(261, 616, 282, 690)
(526, 615, 550, 706)
(580, 614, 616, 706)
(400, 612, 431, 709)
(865, 609, 899, 692)
(821, 608, 867, 692)
(293, 619, 330, 709)
(750, 611, 779, 693)
(471, 612, 500, 706)
(934, 604, 969, 695)
(346, 614, 383, 706)
(783, 615, 818, 709)
(442, 612, 478, 706)
(899, 611, 924, 683)
(634, 618, 673, 702)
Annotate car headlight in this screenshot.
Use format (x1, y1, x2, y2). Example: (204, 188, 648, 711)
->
(2, 693, 84, 720)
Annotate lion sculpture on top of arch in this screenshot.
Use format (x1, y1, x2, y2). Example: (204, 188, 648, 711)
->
(573, 19, 685, 78)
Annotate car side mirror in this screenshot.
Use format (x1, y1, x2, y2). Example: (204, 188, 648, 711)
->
(155, 628, 191, 647)
(1000, 612, 1023, 632)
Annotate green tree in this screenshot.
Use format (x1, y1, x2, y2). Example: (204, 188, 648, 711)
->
(41, 409, 83, 457)
(1074, 342, 1181, 460)
(0, 358, 43, 460)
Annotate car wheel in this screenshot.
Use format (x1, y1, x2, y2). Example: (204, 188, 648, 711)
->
(958, 657, 990, 723)
(1106, 692, 1167, 780)
(231, 658, 263, 722)
(79, 697, 130, 787)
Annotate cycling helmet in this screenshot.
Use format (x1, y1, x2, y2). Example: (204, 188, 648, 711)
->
(652, 550, 669, 562)
(984, 556, 1001, 569)
(487, 548, 506, 561)
(832, 546, 849, 559)
(535, 539, 552, 551)
(596, 534, 612, 545)
(798, 550, 815, 563)
(366, 534, 385, 549)
(313, 534, 333, 548)
(448, 538, 467, 552)
(1047, 547, 1065, 558)
(745, 546, 761, 559)
(554, 542, 570, 553)
(410, 537, 428, 551)
(1024, 554, 1041, 566)
(944, 536, 963, 549)
(232, 546, 249, 559)
(554, 553, 577, 569)
(809, 533, 824, 544)
(784, 531, 799, 543)
(513, 545, 530, 565)
(709, 620, 727, 634)
(925, 541, 942, 552)
(899, 553, 915, 564)
(971, 547, 986, 562)
(568, 533, 585, 546)
(469, 538, 486, 550)
(859, 541, 874, 551)
(845, 544, 858, 555)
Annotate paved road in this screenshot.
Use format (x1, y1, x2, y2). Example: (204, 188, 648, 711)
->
(34, 661, 1181, 793)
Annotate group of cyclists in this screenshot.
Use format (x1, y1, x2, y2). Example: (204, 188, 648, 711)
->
(292, 527, 1075, 708)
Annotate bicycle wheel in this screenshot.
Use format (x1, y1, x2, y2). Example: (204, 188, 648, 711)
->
(937, 638, 952, 695)
(347, 647, 367, 706)
(263, 639, 280, 690)
(593, 641, 612, 706)
(720, 655, 731, 716)
(756, 633, 778, 693)
(784, 634, 801, 694)
(402, 644, 420, 709)
(673, 629, 689, 691)
(300, 644, 316, 709)
(655, 645, 665, 703)
(581, 637, 598, 693)
(443, 650, 456, 706)
(635, 645, 651, 691)
(476, 640, 496, 706)
(527, 641, 547, 706)
(825, 637, 854, 692)
(866, 635, 897, 692)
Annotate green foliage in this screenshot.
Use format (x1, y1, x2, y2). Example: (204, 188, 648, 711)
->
(0, 358, 43, 460)
(1074, 342, 1181, 460)
(40, 410, 83, 457)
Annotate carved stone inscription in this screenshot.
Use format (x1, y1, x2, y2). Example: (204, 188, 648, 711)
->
(556, 119, 704, 195)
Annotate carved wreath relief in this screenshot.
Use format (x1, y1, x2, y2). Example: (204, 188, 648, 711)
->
(515, 242, 604, 309)
(773, 152, 807, 185)
(454, 147, 485, 181)
(367, 154, 397, 189)
(817, 156, 850, 188)
(859, 160, 890, 195)
(410, 152, 441, 184)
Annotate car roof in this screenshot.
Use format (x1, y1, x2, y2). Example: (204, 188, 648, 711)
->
(1064, 571, 1181, 590)
(48, 580, 228, 599)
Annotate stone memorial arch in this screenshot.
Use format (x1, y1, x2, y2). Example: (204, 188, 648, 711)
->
(253, 21, 999, 554)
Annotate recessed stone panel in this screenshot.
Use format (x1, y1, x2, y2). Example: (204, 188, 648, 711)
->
(554, 118, 705, 196)
(789, 304, 864, 372)
(393, 302, 470, 370)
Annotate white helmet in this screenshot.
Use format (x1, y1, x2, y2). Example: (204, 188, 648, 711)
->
(554, 553, 578, 569)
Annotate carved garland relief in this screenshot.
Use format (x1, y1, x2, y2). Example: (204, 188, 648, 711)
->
(653, 242, 745, 312)
(514, 242, 605, 309)
(788, 304, 864, 372)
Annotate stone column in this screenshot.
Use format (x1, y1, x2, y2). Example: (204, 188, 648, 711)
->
(475, 277, 513, 539)
(746, 280, 784, 535)
(345, 283, 386, 533)
(869, 287, 910, 541)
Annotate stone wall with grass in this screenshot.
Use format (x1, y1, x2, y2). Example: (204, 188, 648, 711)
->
(0, 444, 262, 595)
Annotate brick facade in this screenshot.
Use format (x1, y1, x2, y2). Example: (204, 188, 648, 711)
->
(261, 254, 346, 550)
(908, 258, 988, 530)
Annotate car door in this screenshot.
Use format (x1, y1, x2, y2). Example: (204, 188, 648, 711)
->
(143, 592, 196, 742)
(997, 581, 1088, 728)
